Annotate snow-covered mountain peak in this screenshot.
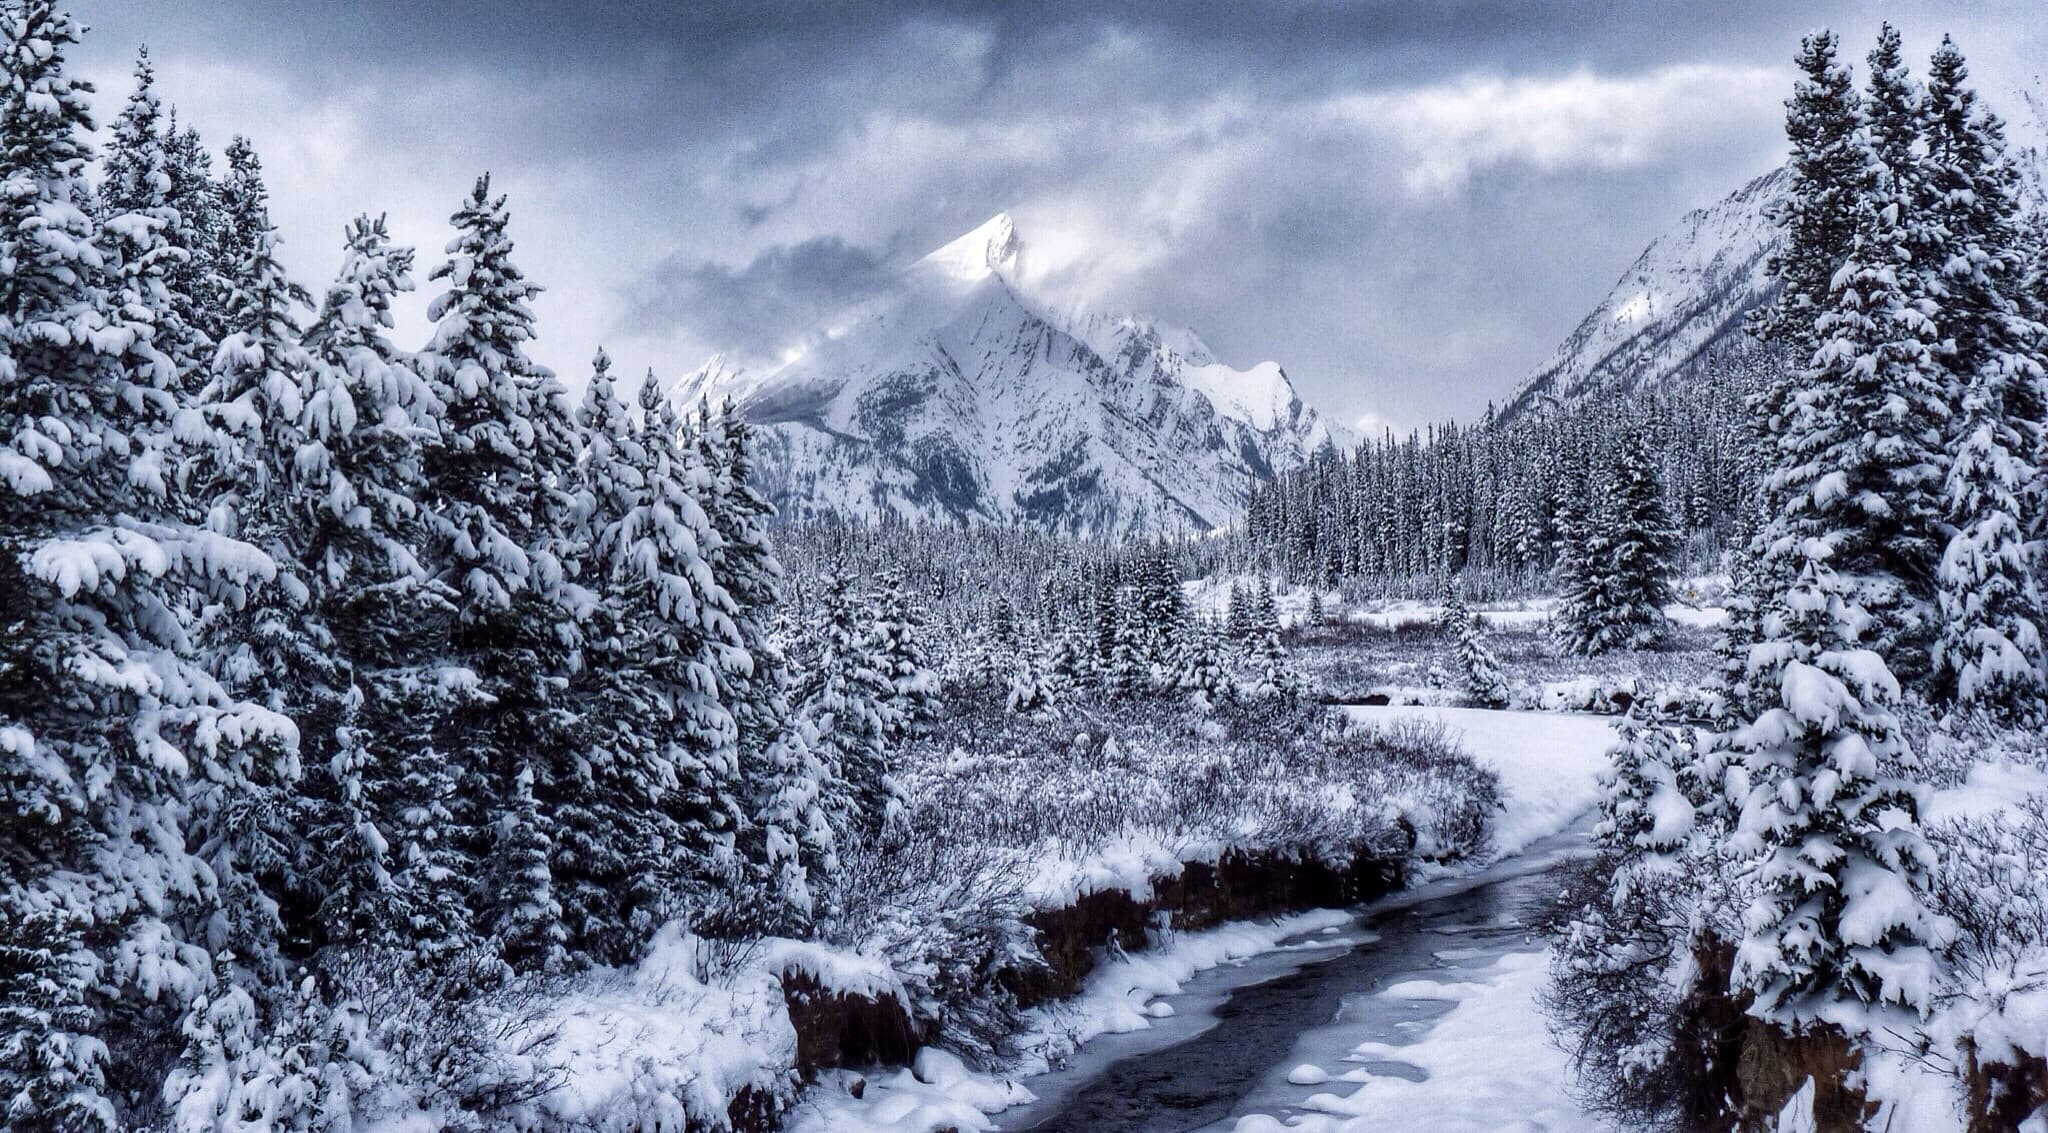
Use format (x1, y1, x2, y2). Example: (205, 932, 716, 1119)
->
(672, 213, 1341, 536)
(919, 211, 1024, 285)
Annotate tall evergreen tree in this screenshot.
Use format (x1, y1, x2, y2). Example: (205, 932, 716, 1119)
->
(159, 115, 223, 350)
(1551, 450, 1613, 656)
(1762, 25, 1949, 686)
(696, 398, 834, 926)
(574, 360, 750, 951)
(294, 215, 463, 955)
(1919, 38, 2048, 719)
(182, 133, 326, 999)
(1598, 429, 1678, 650)
(1752, 30, 1864, 360)
(868, 571, 936, 740)
(416, 175, 580, 973)
(1725, 27, 1953, 1023)
(795, 570, 900, 853)
(97, 49, 210, 386)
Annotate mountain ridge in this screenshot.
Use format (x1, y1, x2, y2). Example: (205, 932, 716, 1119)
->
(671, 212, 1341, 537)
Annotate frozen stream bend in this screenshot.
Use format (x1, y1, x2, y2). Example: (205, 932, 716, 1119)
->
(796, 707, 1618, 1133)
(1006, 821, 1603, 1132)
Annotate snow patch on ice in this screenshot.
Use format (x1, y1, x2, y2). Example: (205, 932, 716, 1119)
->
(1231, 950, 1598, 1132)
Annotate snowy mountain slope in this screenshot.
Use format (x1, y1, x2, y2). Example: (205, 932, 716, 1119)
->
(1501, 168, 1786, 419)
(1506, 86, 2048, 421)
(669, 214, 1340, 536)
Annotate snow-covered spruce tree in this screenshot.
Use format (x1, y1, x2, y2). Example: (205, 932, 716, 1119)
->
(1769, 24, 1951, 687)
(868, 570, 937, 741)
(159, 116, 223, 350)
(1596, 428, 1678, 651)
(293, 214, 467, 957)
(1440, 583, 1510, 708)
(988, 593, 1019, 653)
(1243, 623, 1305, 705)
(1172, 621, 1232, 710)
(1727, 544, 1949, 1019)
(1087, 568, 1144, 698)
(185, 134, 329, 992)
(1133, 553, 1185, 672)
(1727, 45, 1860, 713)
(1546, 699, 1701, 1123)
(1005, 652, 1055, 716)
(165, 959, 357, 1133)
(1251, 581, 1279, 636)
(1742, 30, 1865, 626)
(1714, 30, 1861, 735)
(582, 363, 752, 950)
(0, 3, 285, 1123)
(561, 350, 665, 958)
(486, 761, 563, 978)
(416, 175, 581, 974)
(1920, 38, 2048, 721)
(1224, 579, 1252, 641)
(1751, 30, 1864, 361)
(1041, 630, 1086, 703)
(95, 48, 210, 391)
(1599, 701, 1698, 864)
(1710, 495, 1773, 730)
(1551, 452, 1614, 657)
(794, 569, 902, 853)
(696, 398, 835, 928)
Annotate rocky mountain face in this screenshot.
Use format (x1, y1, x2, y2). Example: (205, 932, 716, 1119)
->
(670, 214, 1340, 537)
(1502, 168, 1787, 419)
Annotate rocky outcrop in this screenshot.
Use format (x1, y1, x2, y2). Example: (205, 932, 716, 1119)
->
(781, 970, 923, 1073)
(1671, 937, 1907, 1133)
(1731, 1021, 1873, 1132)
(1961, 1043, 2048, 1133)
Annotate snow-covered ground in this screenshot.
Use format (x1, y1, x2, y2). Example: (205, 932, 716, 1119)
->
(1350, 706, 1615, 859)
(1181, 576, 1729, 633)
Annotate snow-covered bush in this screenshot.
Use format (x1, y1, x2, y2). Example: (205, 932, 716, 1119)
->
(901, 689, 1497, 887)
(814, 833, 1040, 1063)
(1927, 795, 2048, 1027)
(1541, 849, 1703, 1132)
(317, 946, 567, 1130)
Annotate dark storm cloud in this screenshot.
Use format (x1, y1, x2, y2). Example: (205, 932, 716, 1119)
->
(625, 236, 898, 357)
(70, 0, 2048, 429)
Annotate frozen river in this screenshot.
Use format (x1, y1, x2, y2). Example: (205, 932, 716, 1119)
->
(1003, 822, 1602, 1133)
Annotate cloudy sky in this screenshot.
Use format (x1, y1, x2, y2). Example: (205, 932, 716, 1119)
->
(70, 1, 2048, 431)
